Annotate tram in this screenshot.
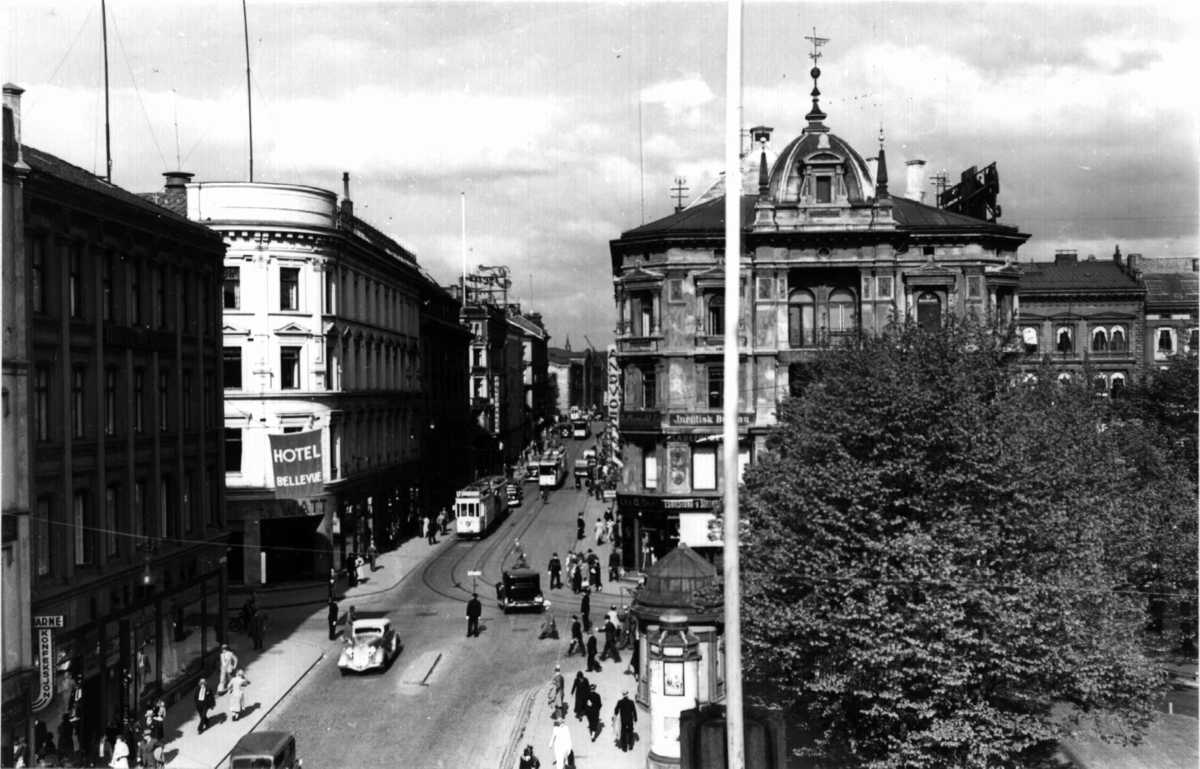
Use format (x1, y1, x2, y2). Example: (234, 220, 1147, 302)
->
(571, 419, 589, 440)
(537, 448, 566, 490)
(454, 475, 509, 539)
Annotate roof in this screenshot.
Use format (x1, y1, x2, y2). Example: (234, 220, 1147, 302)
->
(630, 544, 723, 623)
(508, 313, 548, 339)
(1019, 261, 1145, 294)
(139, 190, 187, 216)
(621, 195, 757, 238)
(231, 731, 294, 756)
(24, 145, 216, 236)
(1143, 272, 1199, 307)
(767, 130, 875, 203)
(890, 196, 1024, 234)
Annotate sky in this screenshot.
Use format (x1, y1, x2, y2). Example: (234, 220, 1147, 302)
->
(3, 1, 1197, 350)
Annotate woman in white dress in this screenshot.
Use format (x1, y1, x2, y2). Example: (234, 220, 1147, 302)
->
(109, 734, 130, 769)
(548, 718, 573, 768)
(228, 670, 251, 721)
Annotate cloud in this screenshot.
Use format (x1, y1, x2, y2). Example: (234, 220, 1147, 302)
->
(641, 73, 715, 121)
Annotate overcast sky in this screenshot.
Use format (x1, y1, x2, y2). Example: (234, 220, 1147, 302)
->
(4, 1, 1197, 350)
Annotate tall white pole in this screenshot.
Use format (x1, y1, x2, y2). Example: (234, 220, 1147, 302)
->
(461, 192, 467, 308)
(722, 0, 745, 767)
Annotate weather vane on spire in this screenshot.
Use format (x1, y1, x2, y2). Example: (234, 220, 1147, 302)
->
(805, 29, 829, 64)
(802, 29, 831, 133)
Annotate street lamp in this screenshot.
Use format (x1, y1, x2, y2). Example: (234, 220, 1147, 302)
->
(138, 538, 157, 588)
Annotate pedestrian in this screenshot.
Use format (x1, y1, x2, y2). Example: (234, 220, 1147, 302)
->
(217, 644, 237, 694)
(570, 672, 590, 721)
(589, 560, 602, 592)
(228, 669, 250, 721)
(56, 716, 73, 760)
(355, 553, 367, 583)
(327, 598, 340, 641)
(549, 664, 565, 719)
(426, 515, 438, 545)
(109, 734, 129, 769)
(328, 567, 337, 601)
(241, 596, 257, 638)
(346, 552, 358, 588)
(151, 699, 166, 739)
(613, 689, 638, 752)
(606, 604, 619, 628)
(437, 508, 448, 536)
(567, 615, 584, 656)
(601, 617, 622, 663)
(151, 735, 166, 769)
(367, 540, 378, 571)
(594, 517, 604, 546)
(538, 610, 559, 640)
(548, 718, 573, 769)
(137, 710, 154, 767)
(548, 553, 563, 590)
(580, 588, 591, 632)
(575, 513, 585, 541)
(570, 560, 583, 595)
(586, 685, 603, 742)
(195, 678, 213, 734)
(625, 631, 641, 680)
(608, 549, 621, 583)
(346, 604, 358, 634)
(586, 628, 601, 673)
(466, 593, 482, 637)
(251, 609, 266, 650)
(518, 744, 541, 769)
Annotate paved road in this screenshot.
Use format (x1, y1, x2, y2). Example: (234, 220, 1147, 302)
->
(256, 435, 629, 768)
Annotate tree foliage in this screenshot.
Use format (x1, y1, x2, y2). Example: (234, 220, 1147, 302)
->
(736, 317, 1196, 768)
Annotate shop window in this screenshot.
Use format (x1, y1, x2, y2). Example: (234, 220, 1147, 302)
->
(223, 266, 241, 310)
(706, 295, 725, 336)
(788, 290, 815, 347)
(281, 346, 301, 390)
(1022, 327, 1039, 354)
(644, 454, 658, 490)
(73, 491, 93, 566)
(829, 289, 857, 333)
(225, 428, 243, 474)
(707, 365, 724, 409)
(280, 267, 300, 311)
(692, 446, 718, 491)
(224, 347, 243, 390)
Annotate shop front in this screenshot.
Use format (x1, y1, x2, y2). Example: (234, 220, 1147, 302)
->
(616, 493, 721, 573)
(30, 544, 226, 753)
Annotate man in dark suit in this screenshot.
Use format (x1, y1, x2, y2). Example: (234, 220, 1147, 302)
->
(548, 553, 563, 589)
(466, 593, 482, 637)
(614, 690, 638, 751)
(580, 588, 591, 632)
(567, 615, 584, 656)
(327, 598, 339, 640)
(586, 628, 602, 672)
(600, 617, 621, 663)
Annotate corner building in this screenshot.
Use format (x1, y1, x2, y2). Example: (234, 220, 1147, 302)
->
(609, 68, 1030, 571)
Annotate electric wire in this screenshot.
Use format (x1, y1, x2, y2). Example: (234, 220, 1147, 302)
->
(24, 3, 97, 118)
(249, 71, 306, 187)
(107, 2, 168, 173)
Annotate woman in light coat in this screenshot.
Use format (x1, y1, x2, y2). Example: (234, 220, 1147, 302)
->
(109, 735, 130, 769)
(548, 718, 573, 769)
(229, 669, 251, 721)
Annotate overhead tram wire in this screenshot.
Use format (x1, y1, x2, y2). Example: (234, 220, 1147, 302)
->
(25, 3, 97, 118)
(108, 3, 169, 173)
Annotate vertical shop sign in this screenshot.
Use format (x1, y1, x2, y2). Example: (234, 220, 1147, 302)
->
(269, 429, 325, 500)
(31, 616, 63, 712)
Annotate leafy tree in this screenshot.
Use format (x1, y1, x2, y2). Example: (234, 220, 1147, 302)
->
(734, 317, 1192, 768)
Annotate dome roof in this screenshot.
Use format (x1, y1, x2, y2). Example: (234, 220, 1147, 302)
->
(630, 544, 723, 623)
(766, 130, 876, 204)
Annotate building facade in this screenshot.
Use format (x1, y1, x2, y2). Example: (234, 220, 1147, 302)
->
(7, 85, 230, 759)
(508, 308, 552, 446)
(608, 68, 1030, 572)
(153, 178, 427, 586)
(420, 277, 473, 514)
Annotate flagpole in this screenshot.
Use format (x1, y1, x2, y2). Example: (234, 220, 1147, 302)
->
(461, 192, 467, 308)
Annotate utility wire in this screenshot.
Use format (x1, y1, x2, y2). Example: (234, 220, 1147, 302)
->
(107, 2, 168, 173)
(25, 3, 97, 118)
(250, 71, 306, 186)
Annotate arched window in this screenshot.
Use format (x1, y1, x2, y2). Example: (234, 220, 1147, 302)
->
(1110, 326, 1127, 352)
(916, 291, 941, 329)
(707, 295, 725, 336)
(1056, 327, 1074, 355)
(1110, 372, 1127, 396)
(1092, 328, 1108, 352)
(828, 289, 856, 333)
(788, 290, 815, 347)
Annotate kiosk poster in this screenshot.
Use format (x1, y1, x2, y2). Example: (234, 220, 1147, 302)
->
(269, 429, 325, 499)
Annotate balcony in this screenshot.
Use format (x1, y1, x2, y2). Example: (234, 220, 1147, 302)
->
(695, 334, 748, 349)
(618, 337, 660, 354)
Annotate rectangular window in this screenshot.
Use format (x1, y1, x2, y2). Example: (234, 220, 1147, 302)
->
(34, 365, 50, 441)
(280, 267, 300, 311)
(72, 367, 86, 439)
(223, 347, 243, 389)
(816, 176, 832, 203)
(861, 275, 872, 301)
(642, 367, 657, 409)
(105, 485, 119, 557)
(73, 491, 93, 566)
(29, 237, 46, 314)
(225, 428, 243, 473)
(967, 275, 982, 299)
(158, 370, 170, 432)
(876, 276, 894, 300)
(133, 370, 145, 434)
(223, 266, 241, 310)
(206, 467, 218, 527)
(644, 453, 658, 490)
(34, 497, 51, 576)
(199, 274, 210, 333)
(179, 273, 190, 331)
(102, 253, 114, 321)
(706, 295, 725, 336)
(104, 369, 117, 436)
(281, 346, 301, 389)
(129, 261, 142, 325)
(160, 476, 173, 539)
(692, 446, 718, 491)
(182, 371, 193, 430)
(707, 365, 724, 409)
(324, 271, 336, 314)
(68, 244, 83, 318)
(154, 266, 167, 328)
(1157, 328, 1175, 354)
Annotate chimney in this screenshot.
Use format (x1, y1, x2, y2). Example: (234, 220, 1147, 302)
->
(163, 171, 194, 192)
(1127, 253, 1142, 278)
(341, 171, 353, 220)
(1113, 244, 1123, 268)
(1054, 250, 1078, 265)
(905, 160, 927, 203)
(3, 82, 27, 171)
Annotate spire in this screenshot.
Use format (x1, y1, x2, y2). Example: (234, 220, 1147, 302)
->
(876, 125, 890, 199)
(565, 334, 571, 352)
(803, 30, 830, 134)
(758, 145, 769, 197)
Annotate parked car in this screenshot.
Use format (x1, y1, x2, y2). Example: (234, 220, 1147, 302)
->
(496, 568, 546, 614)
(338, 618, 402, 674)
(230, 731, 302, 769)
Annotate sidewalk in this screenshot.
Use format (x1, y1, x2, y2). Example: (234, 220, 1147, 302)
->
(164, 531, 455, 768)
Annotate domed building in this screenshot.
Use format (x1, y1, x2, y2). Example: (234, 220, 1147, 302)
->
(608, 52, 1031, 571)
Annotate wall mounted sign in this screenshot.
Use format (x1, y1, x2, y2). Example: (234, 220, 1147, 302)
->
(269, 429, 325, 500)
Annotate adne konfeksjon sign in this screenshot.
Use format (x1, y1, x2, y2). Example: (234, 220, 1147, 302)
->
(269, 429, 325, 499)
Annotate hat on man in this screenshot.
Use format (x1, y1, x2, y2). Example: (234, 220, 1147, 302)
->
(554, 664, 561, 671)
(622, 689, 629, 696)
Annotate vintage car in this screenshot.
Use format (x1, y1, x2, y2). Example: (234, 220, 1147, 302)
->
(231, 731, 302, 769)
(496, 568, 546, 614)
(338, 618, 402, 674)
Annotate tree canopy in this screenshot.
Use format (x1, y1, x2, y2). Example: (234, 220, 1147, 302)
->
(735, 318, 1197, 768)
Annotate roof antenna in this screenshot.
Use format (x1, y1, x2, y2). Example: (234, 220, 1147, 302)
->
(101, 0, 112, 182)
(671, 176, 689, 213)
(242, 0, 254, 182)
(172, 89, 181, 171)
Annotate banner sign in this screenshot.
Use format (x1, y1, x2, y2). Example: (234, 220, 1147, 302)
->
(667, 412, 755, 428)
(619, 410, 661, 431)
(269, 429, 325, 500)
(617, 493, 719, 512)
(31, 624, 56, 712)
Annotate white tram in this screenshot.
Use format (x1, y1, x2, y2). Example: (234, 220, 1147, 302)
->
(537, 447, 566, 489)
(454, 475, 510, 539)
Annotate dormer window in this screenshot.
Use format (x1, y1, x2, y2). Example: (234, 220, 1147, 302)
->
(816, 176, 832, 203)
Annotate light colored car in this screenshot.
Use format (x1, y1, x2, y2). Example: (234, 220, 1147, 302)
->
(338, 618, 401, 675)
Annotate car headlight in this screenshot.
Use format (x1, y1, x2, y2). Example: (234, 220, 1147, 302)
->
(534, 595, 544, 603)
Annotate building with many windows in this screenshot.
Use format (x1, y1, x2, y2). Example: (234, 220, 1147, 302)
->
(608, 65, 1030, 571)
(508, 308, 552, 445)
(419, 275, 473, 514)
(5, 84, 230, 758)
(148, 176, 428, 585)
